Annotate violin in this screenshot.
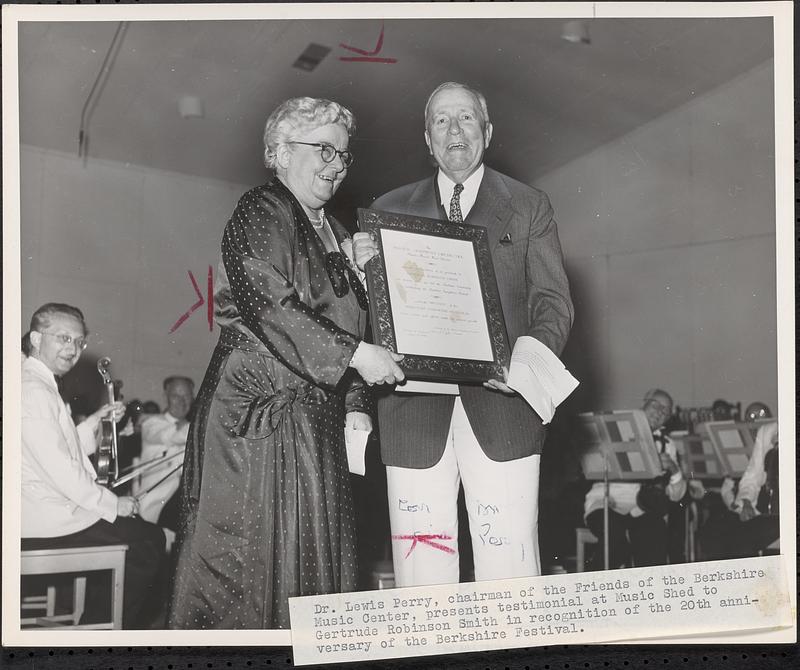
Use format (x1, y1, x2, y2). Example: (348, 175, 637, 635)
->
(96, 357, 121, 486)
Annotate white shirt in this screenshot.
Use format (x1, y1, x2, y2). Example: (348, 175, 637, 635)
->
(21, 356, 118, 537)
(734, 421, 778, 513)
(133, 412, 188, 520)
(140, 412, 189, 461)
(437, 164, 485, 220)
(584, 431, 686, 519)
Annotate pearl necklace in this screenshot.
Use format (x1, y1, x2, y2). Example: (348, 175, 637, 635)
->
(309, 211, 325, 229)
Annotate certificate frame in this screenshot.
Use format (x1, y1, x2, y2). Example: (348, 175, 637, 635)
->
(358, 208, 511, 384)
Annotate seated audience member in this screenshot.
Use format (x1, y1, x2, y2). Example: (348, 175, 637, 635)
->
(134, 377, 194, 527)
(21, 302, 166, 629)
(699, 418, 779, 560)
(583, 389, 686, 570)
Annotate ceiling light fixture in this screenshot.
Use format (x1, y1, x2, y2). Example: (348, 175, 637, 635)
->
(561, 20, 591, 45)
(293, 43, 331, 71)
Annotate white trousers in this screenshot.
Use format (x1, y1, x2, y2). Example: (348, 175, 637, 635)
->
(386, 397, 540, 587)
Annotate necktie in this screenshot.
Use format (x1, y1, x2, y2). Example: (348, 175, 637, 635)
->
(449, 183, 464, 223)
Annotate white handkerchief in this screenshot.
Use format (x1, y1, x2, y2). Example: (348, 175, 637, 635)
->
(345, 427, 371, 476)
(506, 336, 579, 424)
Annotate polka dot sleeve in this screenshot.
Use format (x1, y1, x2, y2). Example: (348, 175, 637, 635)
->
(220, 188, 360, 391)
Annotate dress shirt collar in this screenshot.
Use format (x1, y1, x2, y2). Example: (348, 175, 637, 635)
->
(163, 412, 180, 424)
(23, 356, 59, 390)
(437, 164, 485, 220)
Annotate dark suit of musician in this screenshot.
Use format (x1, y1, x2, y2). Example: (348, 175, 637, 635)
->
(357, 82, 573, 585)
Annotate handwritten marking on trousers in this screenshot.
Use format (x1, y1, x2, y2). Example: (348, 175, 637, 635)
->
(391, 533, 456, 558)
(398, 499, 431, 513)
(479, 523, 510, 546)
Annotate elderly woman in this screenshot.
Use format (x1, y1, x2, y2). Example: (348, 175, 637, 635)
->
(168, 97, 404, 629)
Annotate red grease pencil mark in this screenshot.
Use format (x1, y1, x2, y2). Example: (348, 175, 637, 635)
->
(169, 266, 214, 333)
(392, 533, 456, 558)
(338, 56, 397, 64)
(207, 265, 214, 331)
(339, 22, 397, 63)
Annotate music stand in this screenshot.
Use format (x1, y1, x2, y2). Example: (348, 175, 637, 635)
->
(668, 430, 725, 562)
(669, 431, 724, 480)
(578, 410, 663, 570)
(704, 419, 774, 477)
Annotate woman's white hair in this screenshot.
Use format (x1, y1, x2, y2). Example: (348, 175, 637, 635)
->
(263, 97, 356, 169)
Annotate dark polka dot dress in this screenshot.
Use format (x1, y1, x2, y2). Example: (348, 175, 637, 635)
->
(167, 177, 370, 629)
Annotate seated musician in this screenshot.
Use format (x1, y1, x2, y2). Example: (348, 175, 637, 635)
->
(583, 389, 687, 570)
(115, 398, 161, 490)
(700, 418, 779, 560)
(21, 302, 166, 629)
(136, 400, 162, 431)
(134, 376, 194, 528)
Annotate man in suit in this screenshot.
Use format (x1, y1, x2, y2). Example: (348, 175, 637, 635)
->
(353, 82, 573, 586)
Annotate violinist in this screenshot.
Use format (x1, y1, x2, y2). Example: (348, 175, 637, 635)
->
(21, 302, 166, 629)
(582, 389, 686, 570)
(727, 419, 780, 556)
(699, 413, 780, 560)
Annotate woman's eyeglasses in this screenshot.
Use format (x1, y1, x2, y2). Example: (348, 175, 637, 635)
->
(287, 142, 354, 168)
(325, 252, 368, 309)
(39, 332, 89, 351)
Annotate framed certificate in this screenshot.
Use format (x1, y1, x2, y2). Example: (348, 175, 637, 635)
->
(358, 208, 510, 384)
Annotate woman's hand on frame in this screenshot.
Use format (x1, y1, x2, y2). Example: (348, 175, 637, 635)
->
(351, 232, 379, 271)
(350, 342, 404, 385)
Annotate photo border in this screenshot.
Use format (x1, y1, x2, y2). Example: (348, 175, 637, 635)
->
(2, 0, 795, 665)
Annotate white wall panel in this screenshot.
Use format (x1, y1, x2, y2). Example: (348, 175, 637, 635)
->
(605, 247, 695, 408)
(689, 235, 777, 411)
(21, 145, 247, 402)
(38, 153, 144, 284)
(19, 148, 44, 325)
(537, 63, 777, 413)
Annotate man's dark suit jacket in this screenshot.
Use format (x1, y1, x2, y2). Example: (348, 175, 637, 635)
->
(372, 166, 574, 468)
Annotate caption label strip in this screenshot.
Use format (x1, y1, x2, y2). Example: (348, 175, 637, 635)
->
(289, 556, 791, 665)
